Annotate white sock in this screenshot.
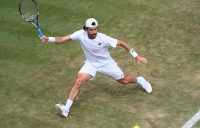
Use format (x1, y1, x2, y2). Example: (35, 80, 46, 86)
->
(136, 76, 142, 84)
(65, 99, 73, 111)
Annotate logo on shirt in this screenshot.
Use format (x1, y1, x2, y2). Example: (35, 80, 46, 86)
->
(97, 43, 102, 46)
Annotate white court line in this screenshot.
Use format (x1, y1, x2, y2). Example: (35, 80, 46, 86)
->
(181, 109, 200, 128)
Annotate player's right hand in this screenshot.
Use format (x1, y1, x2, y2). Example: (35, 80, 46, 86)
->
(40, 35, 48, 42)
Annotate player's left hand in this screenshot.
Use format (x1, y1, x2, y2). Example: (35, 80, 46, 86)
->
(135, 56, 148, 64)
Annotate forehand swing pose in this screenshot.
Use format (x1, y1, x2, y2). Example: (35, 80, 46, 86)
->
(41, 18, 152, 118)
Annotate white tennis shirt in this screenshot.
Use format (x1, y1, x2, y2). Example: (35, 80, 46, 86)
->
(70, 29, 118, 68)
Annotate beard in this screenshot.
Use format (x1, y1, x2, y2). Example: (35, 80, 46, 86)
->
(88, 33, 97, 39)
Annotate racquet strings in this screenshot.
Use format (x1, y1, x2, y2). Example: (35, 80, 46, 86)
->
(20, 0, 38, 22)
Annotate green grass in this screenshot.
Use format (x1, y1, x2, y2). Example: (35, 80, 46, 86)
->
(0, 0, 200, 128)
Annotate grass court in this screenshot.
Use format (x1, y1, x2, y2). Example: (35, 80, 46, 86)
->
(0, 0, 200, 127)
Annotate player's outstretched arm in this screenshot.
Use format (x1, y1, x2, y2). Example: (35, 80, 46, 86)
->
(41, 35, 71, 44)
(117, 40, 148, 64)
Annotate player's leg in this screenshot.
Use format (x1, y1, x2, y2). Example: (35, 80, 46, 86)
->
(117, 75, 152, 93)
(98, 62, 152, 93)
(55, 62, 97, 118)
(68, 73, 92, 101)
(116, 74, 137, 85)
(55, 73, 91, 117)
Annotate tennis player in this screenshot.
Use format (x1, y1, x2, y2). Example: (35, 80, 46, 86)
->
(41, 18, 152, 118)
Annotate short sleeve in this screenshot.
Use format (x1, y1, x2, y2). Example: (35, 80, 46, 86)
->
(70, 29, 84, 41)
(102, 34, 118, 48)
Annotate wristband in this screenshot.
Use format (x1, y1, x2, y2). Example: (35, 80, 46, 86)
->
(48, 37, 56, 43)
(129, 48, 138, 58)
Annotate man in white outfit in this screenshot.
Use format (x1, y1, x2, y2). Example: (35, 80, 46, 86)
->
(41, 18, 152, 118)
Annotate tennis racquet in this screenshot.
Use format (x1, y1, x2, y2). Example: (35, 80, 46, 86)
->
(19, 0, 43, 38)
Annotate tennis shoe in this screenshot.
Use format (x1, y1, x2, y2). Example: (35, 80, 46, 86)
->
(55, 103, 69, 118)
(137, 76, 152, 93)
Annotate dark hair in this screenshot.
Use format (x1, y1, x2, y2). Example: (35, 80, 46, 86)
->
(83, 25, 87, 30)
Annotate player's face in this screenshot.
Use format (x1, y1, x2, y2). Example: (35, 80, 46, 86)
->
(87, 27, 98, 39)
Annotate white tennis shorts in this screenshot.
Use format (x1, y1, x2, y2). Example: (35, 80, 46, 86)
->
(79, 61, 124, 80)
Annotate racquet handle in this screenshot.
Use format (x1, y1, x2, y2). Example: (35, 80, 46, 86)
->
(37, 28, 43, 38)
